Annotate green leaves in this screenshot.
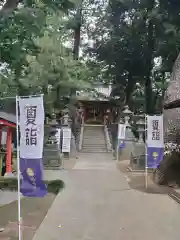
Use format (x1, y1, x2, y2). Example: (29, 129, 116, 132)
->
(17, 10, 91, 112)
(83, 0, 180, 113)
(0, 0, 90, 112)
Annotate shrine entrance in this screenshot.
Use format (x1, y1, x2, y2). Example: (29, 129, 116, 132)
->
(85, 106, 104, 124)
(78, 100, 119, 125)
(0, 112, 16, 176)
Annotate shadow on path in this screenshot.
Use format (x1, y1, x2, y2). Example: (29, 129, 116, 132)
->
(117, 160, 169, 195)
(128, 174, 169, 194)
(0, 194, 56, 240)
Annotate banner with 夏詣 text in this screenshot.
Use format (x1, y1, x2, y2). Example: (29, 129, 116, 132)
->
(18, 96, 47, 197)
(118, 124, 126, 140)
(146, 115, 164, 168)
(62, 127, 71, 153)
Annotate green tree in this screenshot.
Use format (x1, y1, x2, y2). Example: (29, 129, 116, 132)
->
(16, 11, 91, 112)
(85, 0, 180, 114)
(0, 0, 90, 105)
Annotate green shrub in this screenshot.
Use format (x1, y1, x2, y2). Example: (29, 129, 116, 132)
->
(0, 178, 64, 195)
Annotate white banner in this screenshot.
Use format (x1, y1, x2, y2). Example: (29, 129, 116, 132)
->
(19, 96, 44, 159)
(62, 127, 71, 153)
(118, 124, 126, 140)
(147, 115, 164, 147)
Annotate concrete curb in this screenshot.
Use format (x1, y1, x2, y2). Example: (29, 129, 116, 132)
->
(168, 188, 180, 204)
(127, 166, 153, 173)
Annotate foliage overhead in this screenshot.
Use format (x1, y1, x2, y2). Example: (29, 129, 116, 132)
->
(82, 0, 180, 113)
(0, 0, 92, 113)
(1, 0, 180, 115)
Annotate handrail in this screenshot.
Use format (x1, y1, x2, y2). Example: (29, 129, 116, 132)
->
(104, 123, 112, 152)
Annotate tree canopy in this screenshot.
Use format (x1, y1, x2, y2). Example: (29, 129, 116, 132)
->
(0, 0, 92, 113)
(82, 0, 180, 114)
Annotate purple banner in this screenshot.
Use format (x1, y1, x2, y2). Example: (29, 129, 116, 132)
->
(20, 158, 47, 197)
(147, 147, 164, 168)
(119, 140, 125, 149)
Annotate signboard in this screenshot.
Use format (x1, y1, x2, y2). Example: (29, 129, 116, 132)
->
(19, 96, 47, 197)
(19, 97, 44, 159)
(146, 115, 164, 168)
(62, 127, 71, 153)
(118, 124, 126, 140)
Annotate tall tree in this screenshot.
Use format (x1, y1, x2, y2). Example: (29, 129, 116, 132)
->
(85, 0, 180, 113)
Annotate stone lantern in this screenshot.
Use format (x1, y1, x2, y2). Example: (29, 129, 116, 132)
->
(136, 113, 145, 143)
(123, 105, 134, 140)
(130, 111, 146, 170)
(62, 114, 69, 126)
(123, 105, 132, 127)
(118, 106, 134, 161)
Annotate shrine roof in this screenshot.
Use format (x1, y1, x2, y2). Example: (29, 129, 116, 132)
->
(78, 99, 118, 106)
(79, 99, 109, 103)
(0, 111, 16, 124)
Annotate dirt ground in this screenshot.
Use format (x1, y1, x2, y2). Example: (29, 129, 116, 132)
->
(116, 160, 170, 194)
(0, 193, 56, 240)
(0, 157, 76, 240)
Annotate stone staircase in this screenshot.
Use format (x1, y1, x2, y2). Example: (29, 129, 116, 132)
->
(81, 125, 107, 153)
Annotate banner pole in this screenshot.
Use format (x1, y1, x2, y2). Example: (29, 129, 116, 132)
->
(145, 114, 148, 189)
(16, 96, 22, 240)
(60, 128, 64, 170)
(116, 138, 119, 161)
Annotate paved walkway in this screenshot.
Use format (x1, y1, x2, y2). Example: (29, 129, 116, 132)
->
(34, 153, 180, 240)
(0, 190, 19, 206)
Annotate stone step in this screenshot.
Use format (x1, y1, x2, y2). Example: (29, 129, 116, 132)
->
(83, 135, 104, 137)
(81, 150, 108, 153)
(84, 126, 103, 128)
(84, 134, 103, 136)
(83, 139, 105, 141)
(82, 148, 107, 151)
(84, 129, 103, 131)
(83, 141, 106, 143)
(83, 138, 105, 140)
(83, 142, 106, 144)
(82, 144, 106, 147)
(83, 145, 106, 147)
(81, 125, 107, 153)
(83, 144, 106, 147)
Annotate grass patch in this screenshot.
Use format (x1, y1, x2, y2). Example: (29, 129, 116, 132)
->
(0, 178, 64, 195)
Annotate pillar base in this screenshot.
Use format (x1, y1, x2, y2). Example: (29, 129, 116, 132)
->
(4, 172, 16, 178)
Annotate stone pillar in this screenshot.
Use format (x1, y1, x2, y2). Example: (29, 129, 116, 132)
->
(5, 127, 12, 175)
(130, 113, 146, 170)
(119, 106, 134, 161)
(0, 126, 2, 148)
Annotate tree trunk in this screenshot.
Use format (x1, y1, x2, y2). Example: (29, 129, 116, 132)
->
(73, 7, 82, 60)
(145, 0, 155, 114)
(125, 72, 135, 106)
(71, 1, 83, 96)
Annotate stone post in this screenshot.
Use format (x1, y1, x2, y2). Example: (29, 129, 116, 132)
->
(116, 117, 124, 159)
(124, 105, 131, 127)
(62, 114, 69, 126)
(118, 106, 134, 161)
(130, 113, 146, 170)
(61, 114, 72, 159)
